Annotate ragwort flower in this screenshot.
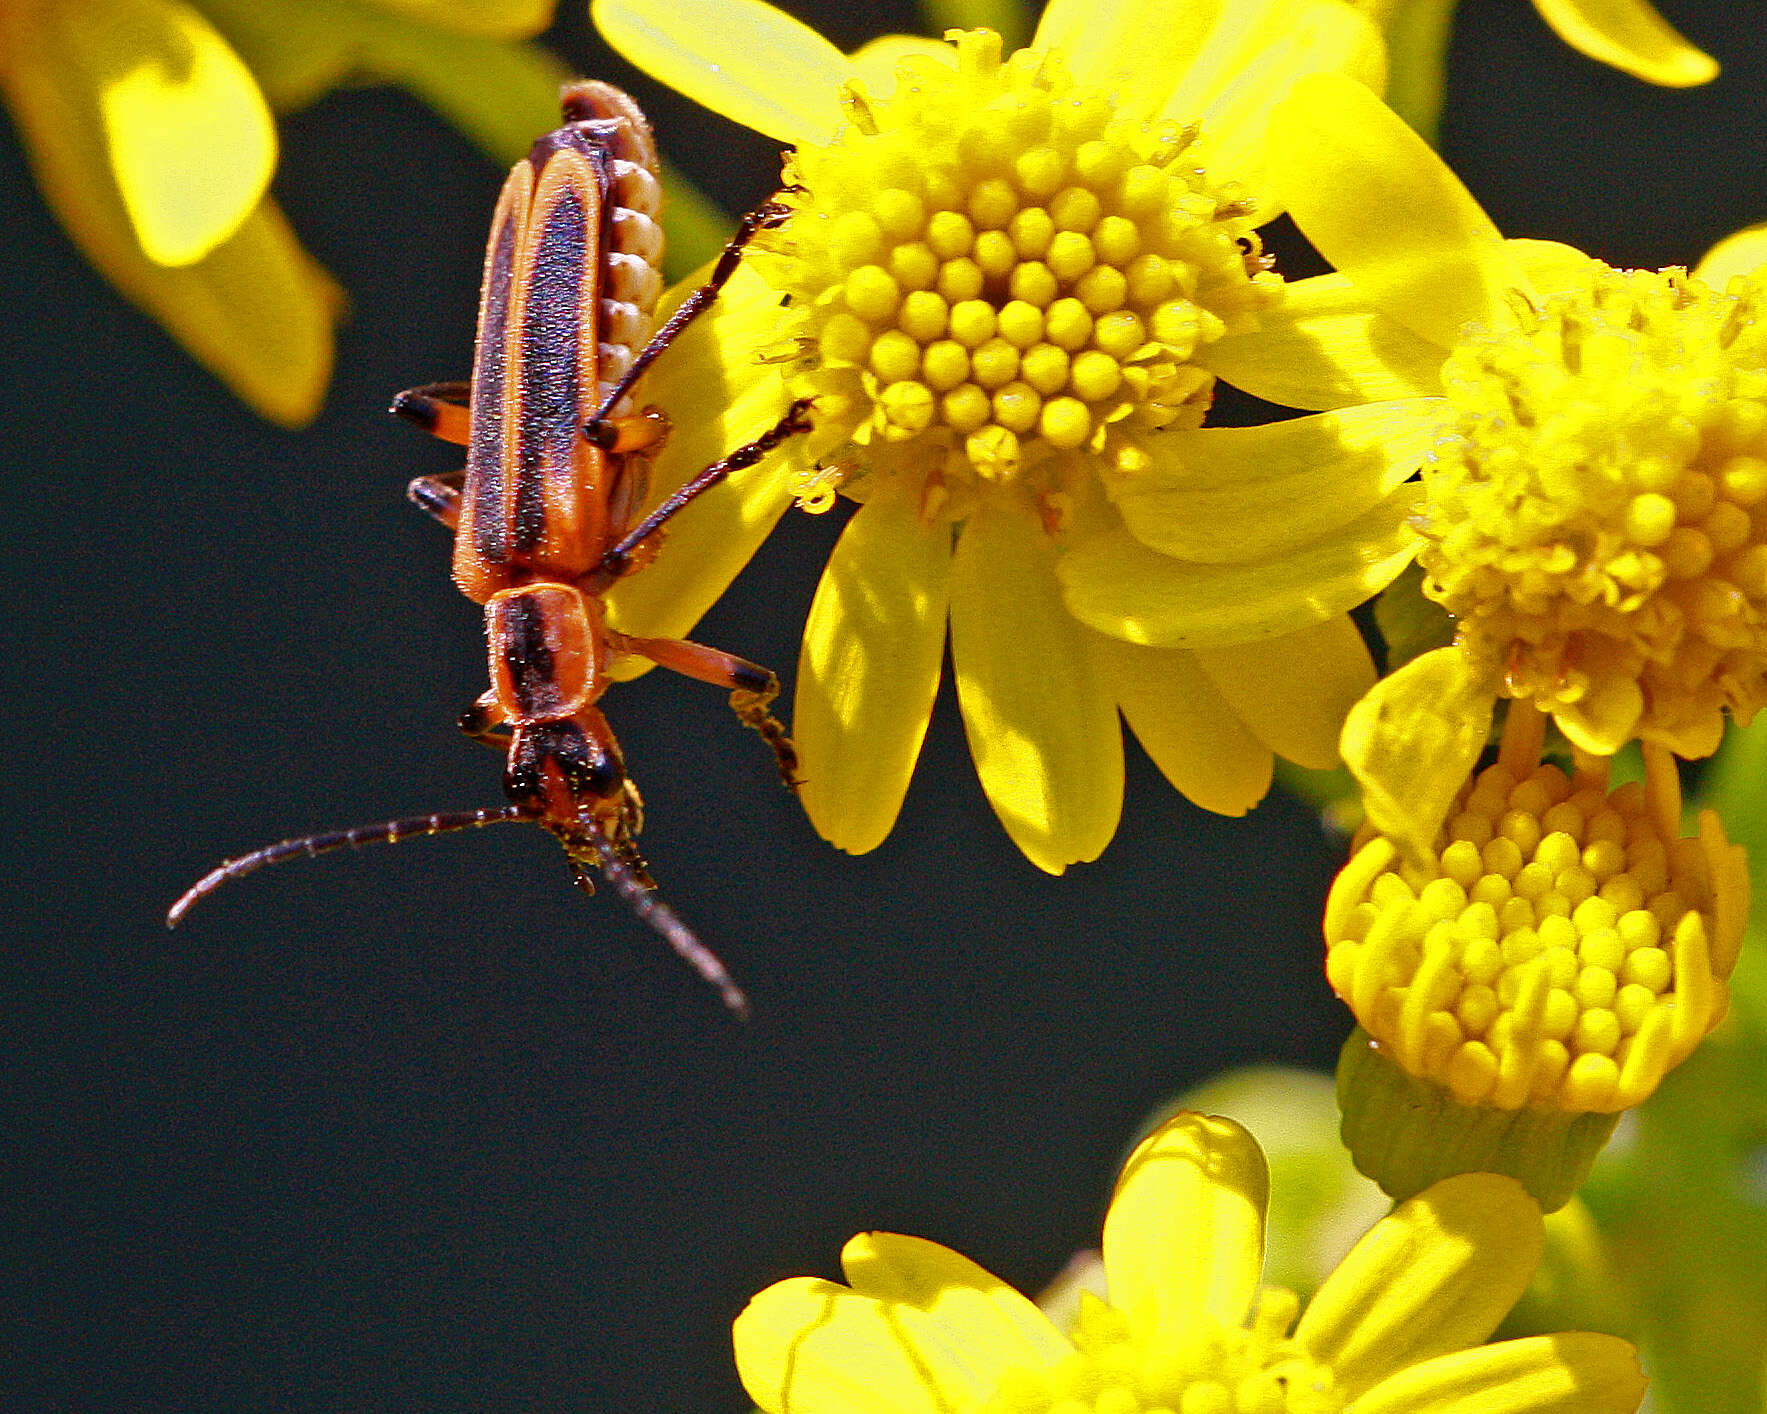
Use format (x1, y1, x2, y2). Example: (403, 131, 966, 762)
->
(735, 1111, 1648, 1414)
(0, 0, 559, 425)
(596, 0, 1439, 872)
(1208, 72, 1767, 853)
(1324, 701, 1747, 1204)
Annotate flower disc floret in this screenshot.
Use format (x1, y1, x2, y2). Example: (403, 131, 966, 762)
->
(1420, 264, 1767, 757)
(1324, 718, 1746, 1112)
(763, 29, 1277, 507)
(978, 1287, 1340, 1414)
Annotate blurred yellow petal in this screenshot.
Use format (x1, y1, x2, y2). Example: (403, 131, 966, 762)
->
(593, 0, 852, 146)
(951, 501, 1123, 873)
(734, 1277, 951, 1414)
(1695, 222, 1767, 288)
(198, 0, 571, 167)
(1165, 0, 1387, 222)
(1, 5, 334, 424)
(1102, 1113, 1267, 1341)
(1199, 273, 1447, 410)
(1295, 1173, 1544, 1399)
(1060, 488, 1424, 649)
(1379, 0, 1455, 142)
(1534, 0, 1717, 86)
(796, 482, 952, 854)
(1271, 72, 1531, 348)
(364, 0, 555, 39)
(1339, 645, 1495, 862)
(1095, 637, 1274, 815)
(11, 0, 277, 268)
(1194, 614, 1373, 770)
(841, 1232, 1070, 1372)
(1117, 402, 1449, 563)
(603, 265, 797, 657)
(1354, 1332, 1648, 1413)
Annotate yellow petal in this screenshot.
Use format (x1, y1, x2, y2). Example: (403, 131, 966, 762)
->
(841, 1233, 1071, 1373)
(593, 0, 851, 146)
(1295, 1173, 1543, 1400)
(1032, 0, 1220, 123)
(1534, 0, 1717, 86)
(796, 482, 952, 854)
(1059, 488, 1424, 649)
(950, 500, 1123, 873)
(1193, 614, 1374, 770)
(1163, 0, 1387, 223)
(51, 0, 277, 267)
(1339, 646, 1495, 861)
(1102, 1114, 1268, 1340)
(1117, 401, 1449, 564)
(1094, 637, 1274, 815)
(1199, 273, 1448, 410)
(1270, 72, 1532, 348)
(733, 1277, 956, 1414)
(362, 0, 555, 39)
(2, 0, 334, 424)
(1352, 1332, 1648, 1413)
(602, 265, 797, 658)
(1695, 223, 1767, 288)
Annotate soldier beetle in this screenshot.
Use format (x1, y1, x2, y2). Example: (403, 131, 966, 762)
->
(169, 81, 813, 1015)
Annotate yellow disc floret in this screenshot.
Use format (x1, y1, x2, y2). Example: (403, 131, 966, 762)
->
(1324, 707, 1746, 1113)
(758, 29, 1277, 518)
(1421, 264, 1767, 757)
(980, 1287, 1340, 1414)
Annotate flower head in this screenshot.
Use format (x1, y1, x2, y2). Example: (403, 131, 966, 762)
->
(734, 1112, 1647, 1414)
(1325, 705, 1747, 1115)
(1424, 263, 1767, 760)
(597, 0, 1435, 871)
(1208, 72, 1767, 846)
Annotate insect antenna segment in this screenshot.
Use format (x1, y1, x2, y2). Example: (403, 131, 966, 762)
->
(166, 807, 531, 927)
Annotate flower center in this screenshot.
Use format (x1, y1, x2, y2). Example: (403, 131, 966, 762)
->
(763, 29, 1276, 520)
(1324, 713, 1743, 1111)
(983, 1290, 1340, 1414)
(1419, 263, 1767, 757)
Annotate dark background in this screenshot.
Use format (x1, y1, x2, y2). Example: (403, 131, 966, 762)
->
(4, 1, 1761, 1409)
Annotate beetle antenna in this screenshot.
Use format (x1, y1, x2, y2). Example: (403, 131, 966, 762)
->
(568, 815, 750, 1019)
(168, 806, 531, 927)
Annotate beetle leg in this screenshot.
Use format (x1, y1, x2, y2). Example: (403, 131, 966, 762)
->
(584, 194, 796, 439)
(597, 398, 815, 580)
(391, 380, 473, 444)
(407, 469, 465, 528)
(457, 692, 510, 749)
(611, 633, 801, 791)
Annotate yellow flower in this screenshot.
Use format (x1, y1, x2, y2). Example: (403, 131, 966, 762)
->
(595, 0, 1436, 872)
(1207, 72, 1767, 852)
(0, 0, 559, 426)
(1326, 704, 1747, 1116)
(734, 1111, 1648, 1414)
